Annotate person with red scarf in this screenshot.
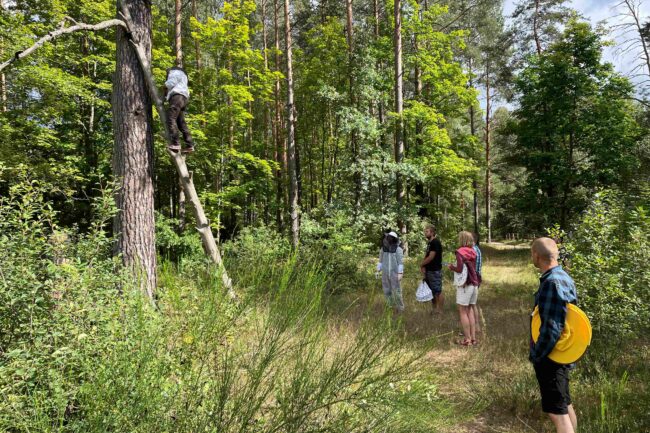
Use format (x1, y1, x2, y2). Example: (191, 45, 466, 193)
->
(448, 231, 482, 346)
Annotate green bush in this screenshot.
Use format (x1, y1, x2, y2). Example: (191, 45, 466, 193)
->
(1, 182, 433, 432)
(554, 189, 650, 341)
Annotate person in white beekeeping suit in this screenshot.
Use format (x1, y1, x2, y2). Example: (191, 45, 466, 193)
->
(376, 231, 405, 312)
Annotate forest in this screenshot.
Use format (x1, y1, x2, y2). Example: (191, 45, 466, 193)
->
(1, 0, 649, 431)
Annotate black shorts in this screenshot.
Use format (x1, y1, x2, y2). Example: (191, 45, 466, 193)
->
(424, 270, 442, 296)
(534, 357, 572, 415)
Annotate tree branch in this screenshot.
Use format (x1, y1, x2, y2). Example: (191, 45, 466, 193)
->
(0, 19, 127, 73)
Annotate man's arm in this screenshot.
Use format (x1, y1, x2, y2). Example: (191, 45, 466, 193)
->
(531, 280, 567, 362)
(420, 251, 436, 267)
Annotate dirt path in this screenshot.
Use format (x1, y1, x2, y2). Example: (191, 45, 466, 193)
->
(397, 244, 543, 433)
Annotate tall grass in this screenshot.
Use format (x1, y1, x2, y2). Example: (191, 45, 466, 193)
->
(0, 183, 451, 432)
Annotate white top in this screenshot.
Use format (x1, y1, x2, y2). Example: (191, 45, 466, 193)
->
(165, 69, 190, 101)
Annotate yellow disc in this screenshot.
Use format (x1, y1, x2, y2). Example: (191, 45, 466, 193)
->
(531, 304, 592, 364)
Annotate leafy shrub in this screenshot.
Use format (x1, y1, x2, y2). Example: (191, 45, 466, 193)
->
(1, 183, 428, 432)
(155, 212, 204, 262)
(300, 212, 374, 293)
(553, 189, 650, 341)
(0, 180, 124, 428)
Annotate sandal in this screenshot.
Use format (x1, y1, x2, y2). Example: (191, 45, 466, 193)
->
(168, 144, 181, 152)
(456, 339, 472, 347)
(471, 339, 479, 346)
(181, 145, 195, 154)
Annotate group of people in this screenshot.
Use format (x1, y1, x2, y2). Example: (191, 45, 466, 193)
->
(377, 230, 580, 433)
(170, 64, 579, 433)
(377, 225, 483, 346)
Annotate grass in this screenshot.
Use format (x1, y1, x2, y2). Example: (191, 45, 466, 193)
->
(325, 242, 650, 432)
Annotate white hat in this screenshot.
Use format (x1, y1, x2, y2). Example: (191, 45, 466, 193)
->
(387, 231, 399, 239)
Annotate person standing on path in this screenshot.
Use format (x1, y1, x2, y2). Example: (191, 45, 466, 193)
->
(376, 231, 405, 312)
(448, 231, 481, 346)
(530, 237, 578, 433)
(472, 232, 483, 333)
(420, 224, 444, 313)
(164, 67, 194, 153)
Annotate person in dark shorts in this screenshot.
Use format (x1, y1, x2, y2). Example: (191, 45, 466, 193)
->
(530, 237, 578, 433)
(420, 224, 444, 313)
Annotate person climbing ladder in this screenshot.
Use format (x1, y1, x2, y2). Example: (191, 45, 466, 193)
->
(164, 66, 194, 154)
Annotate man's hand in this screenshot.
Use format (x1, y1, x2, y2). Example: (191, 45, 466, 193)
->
(420, 267, 425, 274)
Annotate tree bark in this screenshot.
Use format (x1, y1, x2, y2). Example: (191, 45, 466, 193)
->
(284, 0, 299, 247)
(468, 58, 479, 239)
(346, 0, 361, 216)
(0, 1, 5, 111)
(174, 0, 183, 67)
(533, 0, 542, 55)
(394, 0, 407, 253)
(175, 0, 187, 233)
(273, 0, 285, 230)
(484, 62, 492, 243)
(190, 0, 206, 117)
(112, 0, 157, 299)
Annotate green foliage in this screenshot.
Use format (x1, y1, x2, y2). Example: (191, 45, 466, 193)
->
(0, 0, 115, 205)
(0, 185, 436, 432)
(551, 189, 650, 342)
(509, 18, 643, 231)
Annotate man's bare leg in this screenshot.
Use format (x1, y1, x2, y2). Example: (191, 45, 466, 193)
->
(568, 405, 577, 431)
(436, 292, 444, 312)
(549, 413, 575, 433)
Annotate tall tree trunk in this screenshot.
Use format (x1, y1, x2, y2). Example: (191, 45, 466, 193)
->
(533, 0, 542, 55)
(468, 58, 479, 239)
(175, 0, 187, 233)
(284, 0, 299, 247)
(413, 2, 424, 217)
(346, 0, 361, 216)
(0, 1, 6, 112)
(374, 0, 387, 209)
(190, 0, 206, 117)
(273, 0, 285, 230)
(394, 0, 407, 253)
(112, 0, 156, 298)
(261, 0, 271, 223)
(174, 0, 183, 67)
(484, 63, 492, 244)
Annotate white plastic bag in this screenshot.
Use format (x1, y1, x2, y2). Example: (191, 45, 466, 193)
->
(416, 280, 433, 302)
(453, 264, 468, 287)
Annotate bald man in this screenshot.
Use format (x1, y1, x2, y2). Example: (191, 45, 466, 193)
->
(530, 237, 578, 433)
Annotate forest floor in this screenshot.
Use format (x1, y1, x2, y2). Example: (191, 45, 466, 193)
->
(326, 243, 649, 432)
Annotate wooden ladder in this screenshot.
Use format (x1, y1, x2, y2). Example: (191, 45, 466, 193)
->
(120, 5, 234, 297)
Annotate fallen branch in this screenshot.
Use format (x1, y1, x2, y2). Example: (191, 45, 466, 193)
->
(119, 4, 235, 297)
(0, 18, 127, 73)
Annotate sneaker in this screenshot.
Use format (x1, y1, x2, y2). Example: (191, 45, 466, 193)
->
(181, 145, 195, 154)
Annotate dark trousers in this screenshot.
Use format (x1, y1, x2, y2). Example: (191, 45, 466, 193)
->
(167, 94, 193, 148)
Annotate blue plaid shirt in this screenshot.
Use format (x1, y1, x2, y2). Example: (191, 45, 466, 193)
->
(530, 266, 577, 363)
(473, 245, 482, 277)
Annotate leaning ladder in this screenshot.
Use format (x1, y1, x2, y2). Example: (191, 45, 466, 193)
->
(120, 6, 234, 297)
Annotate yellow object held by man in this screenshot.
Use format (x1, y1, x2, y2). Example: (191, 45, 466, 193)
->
(531, 304, 592, 364)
